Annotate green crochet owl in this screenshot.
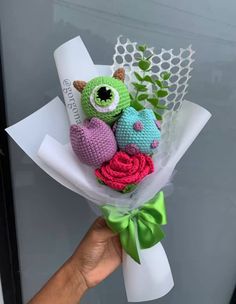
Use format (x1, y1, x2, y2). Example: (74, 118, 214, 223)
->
(73, 68, 130, 124)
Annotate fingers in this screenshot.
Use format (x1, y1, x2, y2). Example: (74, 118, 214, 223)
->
(89, 217, 117, 242)
(111, 235, 122, 259)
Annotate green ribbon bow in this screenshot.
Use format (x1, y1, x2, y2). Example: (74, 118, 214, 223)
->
(101, 191, 167, 264)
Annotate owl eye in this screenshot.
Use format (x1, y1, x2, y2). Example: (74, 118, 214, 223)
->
(90, 85, 119, 113)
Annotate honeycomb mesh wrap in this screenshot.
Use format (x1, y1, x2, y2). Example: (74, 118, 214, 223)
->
(111, 36, 195, 167)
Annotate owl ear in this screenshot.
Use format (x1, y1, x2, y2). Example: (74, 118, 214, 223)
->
(73, 80, 87, 93)
(113, 68, 125, 82)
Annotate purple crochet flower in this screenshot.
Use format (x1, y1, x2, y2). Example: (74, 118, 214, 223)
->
(70, 118, 117, 167)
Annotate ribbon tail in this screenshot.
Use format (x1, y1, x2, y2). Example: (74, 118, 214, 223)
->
(120, 219, 140, 264)
(138, 220, 165, 249)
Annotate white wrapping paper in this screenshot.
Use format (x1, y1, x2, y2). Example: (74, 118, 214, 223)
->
(54, 36, 98, 124)
(6, 36, 211, 302)
(123, 243, 174, 302)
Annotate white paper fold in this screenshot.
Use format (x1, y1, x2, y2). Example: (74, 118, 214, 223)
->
(6, 97, 77, 193)
(6, 36, 212, 302)
(54, 36, 98, 124)
(123, 243, 174, 302)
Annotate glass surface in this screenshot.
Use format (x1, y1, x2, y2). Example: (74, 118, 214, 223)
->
(1, 0, 236, 303)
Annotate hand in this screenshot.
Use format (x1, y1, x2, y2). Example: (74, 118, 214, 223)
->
(28, 218, 122, 304)
(70, 217, 122, 289)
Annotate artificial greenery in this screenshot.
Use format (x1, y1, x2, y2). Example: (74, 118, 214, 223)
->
(129, 44, 171, 120)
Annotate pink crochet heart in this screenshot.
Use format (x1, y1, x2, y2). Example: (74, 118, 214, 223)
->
(70, 118, 117, 167)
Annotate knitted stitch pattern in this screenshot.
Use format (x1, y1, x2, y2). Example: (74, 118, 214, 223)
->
(95, 151, 154, 192)
(81, 76, 130, 124)
(115, 107, 161, 155)
(70, 118, 117, 167)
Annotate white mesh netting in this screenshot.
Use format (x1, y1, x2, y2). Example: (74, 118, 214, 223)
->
(111, 36, 195, 167)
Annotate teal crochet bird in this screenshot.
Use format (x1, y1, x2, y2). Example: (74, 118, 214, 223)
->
(114, 107, 161, 155)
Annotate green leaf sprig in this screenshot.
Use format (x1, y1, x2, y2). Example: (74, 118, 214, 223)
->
(129, 44, 171, 120)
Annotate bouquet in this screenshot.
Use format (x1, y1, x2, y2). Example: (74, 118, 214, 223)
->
(6, 36, 211, 302)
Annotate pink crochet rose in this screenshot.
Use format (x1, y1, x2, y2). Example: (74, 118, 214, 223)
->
(95, 151, 154, 192)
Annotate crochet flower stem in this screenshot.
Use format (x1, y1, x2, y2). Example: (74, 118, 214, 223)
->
(130, 44, 172, 120)
(133, 51, 147, 102)
(131, 45, 149, 111)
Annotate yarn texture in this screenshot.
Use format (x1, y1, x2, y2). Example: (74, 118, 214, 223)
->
(81, 76, 130, 124)
(95, 151, 154, 192)
(70, 118, 117, 167)
(115, 107, 161, 155)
